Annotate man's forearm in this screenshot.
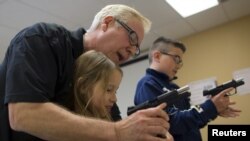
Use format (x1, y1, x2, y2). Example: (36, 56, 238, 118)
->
(9, 102, 116, 141)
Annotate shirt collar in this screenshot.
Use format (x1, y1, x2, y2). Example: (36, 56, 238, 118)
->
(70, 28, 86, 59)
(146, 68, 171, 81)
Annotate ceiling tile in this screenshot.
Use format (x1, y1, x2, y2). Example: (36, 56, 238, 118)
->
(99, 0, 132, 5)
(153, 19, 195, 39)
(221, 0, 250, 20)
(186, 5, 228, 32)
(17, 0, 105, 28)
(0, 0, 76, 30)
(130, 0, 183, 29)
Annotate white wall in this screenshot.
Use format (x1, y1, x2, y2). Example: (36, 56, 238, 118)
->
(117, 59, 149, 118)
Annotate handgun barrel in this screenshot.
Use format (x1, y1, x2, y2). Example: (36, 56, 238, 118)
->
(177, 85, 189, 94)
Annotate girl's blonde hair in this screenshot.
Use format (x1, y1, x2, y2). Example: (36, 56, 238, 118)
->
(73, 50, 122, 121)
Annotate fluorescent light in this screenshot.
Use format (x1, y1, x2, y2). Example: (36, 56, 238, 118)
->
(166, 0, 219, 18)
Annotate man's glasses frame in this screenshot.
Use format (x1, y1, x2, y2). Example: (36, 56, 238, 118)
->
(116, 19, 140, 57)
(160, 52, 183, 67)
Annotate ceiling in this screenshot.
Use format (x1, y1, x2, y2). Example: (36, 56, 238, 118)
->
(1, 0, 250, 62)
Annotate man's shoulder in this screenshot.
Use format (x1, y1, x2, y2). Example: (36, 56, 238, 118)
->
(25, 22, 69, 36)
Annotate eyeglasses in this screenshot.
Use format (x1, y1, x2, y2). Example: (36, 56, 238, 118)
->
(116, 19, 140, 57)
(160, 52, 183, 67)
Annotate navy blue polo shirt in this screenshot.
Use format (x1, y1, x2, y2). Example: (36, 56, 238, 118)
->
(0, 22, 85, 141)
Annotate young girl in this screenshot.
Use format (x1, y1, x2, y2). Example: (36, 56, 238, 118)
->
(72, 50, 174, 141)
(73, 50, 122, 121)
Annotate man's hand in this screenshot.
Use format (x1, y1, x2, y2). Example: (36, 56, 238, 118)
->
(165, 131, 174, 141)
(114, 103, 169, 141)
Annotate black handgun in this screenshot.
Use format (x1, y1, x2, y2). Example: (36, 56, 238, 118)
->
(203, 78, 245, 96)
(127, 85, 190, 116)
